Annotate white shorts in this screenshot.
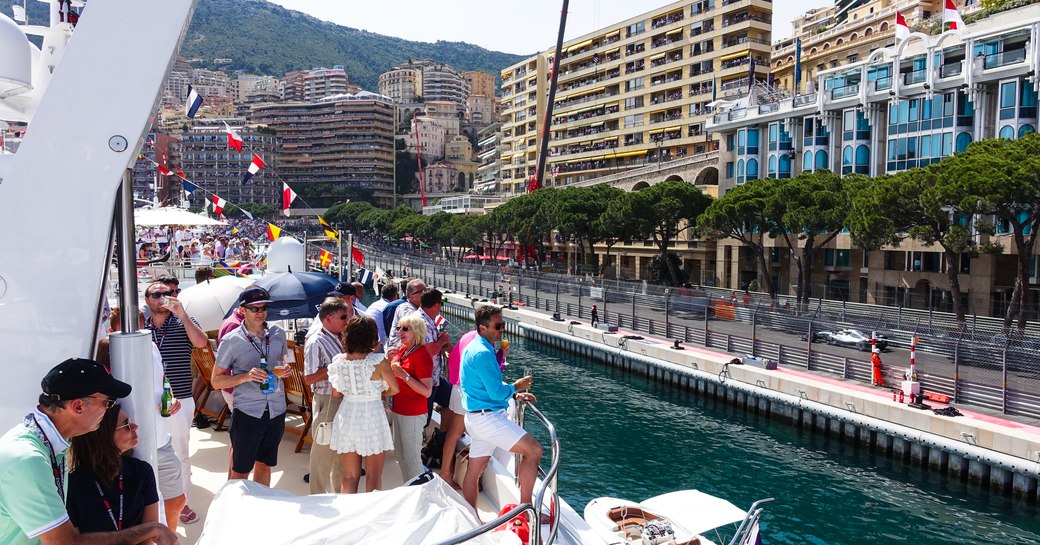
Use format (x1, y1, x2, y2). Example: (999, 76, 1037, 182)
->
(464, 409, 527, 459)
(448, 384, 464, 414)
(157, 442, 184, 499)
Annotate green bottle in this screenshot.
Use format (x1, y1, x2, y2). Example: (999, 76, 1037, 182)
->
(160, 376, 174, 418)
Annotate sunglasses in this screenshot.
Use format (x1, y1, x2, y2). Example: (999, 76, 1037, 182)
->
(336, 314, 349, 320)
(396, 326, 410, 332)
(115, 419, 135, 432)
(83, 395, 117, 409)
(146, 291, 172, 299)
(244, 305, 268, 313)
(490, 323, 505, 330)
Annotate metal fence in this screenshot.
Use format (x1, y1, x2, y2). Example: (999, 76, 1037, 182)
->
(363, 251, 1040, 419)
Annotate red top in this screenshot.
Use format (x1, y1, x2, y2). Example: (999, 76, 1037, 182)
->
(392, 346, 433, 416)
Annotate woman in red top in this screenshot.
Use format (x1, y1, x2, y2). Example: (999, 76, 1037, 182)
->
(388, 314, 434, 482)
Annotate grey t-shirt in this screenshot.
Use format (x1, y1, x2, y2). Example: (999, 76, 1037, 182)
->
(215, 324, 289, 418)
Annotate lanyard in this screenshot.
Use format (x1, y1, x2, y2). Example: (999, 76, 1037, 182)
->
(26, 414, 65, 503)
(95, 473, 124, 531)
(246, 329, 270, 361)
(149, 316, 171, 350)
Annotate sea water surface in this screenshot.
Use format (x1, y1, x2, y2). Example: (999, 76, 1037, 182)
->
(490, 333, 1040, 545)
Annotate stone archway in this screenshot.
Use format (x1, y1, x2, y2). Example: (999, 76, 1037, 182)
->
(631, 181, 651, 191)
(694, 166, 719, 186)
(664, 174, 684, 183)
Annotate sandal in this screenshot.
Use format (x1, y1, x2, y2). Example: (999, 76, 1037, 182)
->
(179, 505, 199, 525)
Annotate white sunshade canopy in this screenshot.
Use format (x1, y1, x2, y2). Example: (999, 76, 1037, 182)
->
(135, 207, 225, 226)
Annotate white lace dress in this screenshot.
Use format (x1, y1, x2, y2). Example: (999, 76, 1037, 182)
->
(327, 352, 394, 456)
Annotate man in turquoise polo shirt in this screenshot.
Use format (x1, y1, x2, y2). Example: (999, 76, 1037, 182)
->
(0, 358, 178, 545)
(459, 304, 540, 511)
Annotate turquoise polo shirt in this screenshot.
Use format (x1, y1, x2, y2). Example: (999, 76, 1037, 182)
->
(0, 410, 70, 545)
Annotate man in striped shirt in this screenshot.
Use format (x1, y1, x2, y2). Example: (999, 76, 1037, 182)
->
(303, 298, 349, 494)
(143, 280, 208, 525)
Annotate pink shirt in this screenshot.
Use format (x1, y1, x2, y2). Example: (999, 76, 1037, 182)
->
(447, 331, 478, 385)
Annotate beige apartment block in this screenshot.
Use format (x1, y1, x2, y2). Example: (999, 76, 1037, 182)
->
(499, 0, 772, 194)
(464, 71, 497, 98)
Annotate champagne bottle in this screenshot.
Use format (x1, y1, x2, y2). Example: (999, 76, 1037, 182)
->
(160, 376, 174, 418)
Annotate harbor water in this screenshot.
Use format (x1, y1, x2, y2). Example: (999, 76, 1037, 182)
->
(494, 333, 1040, 545)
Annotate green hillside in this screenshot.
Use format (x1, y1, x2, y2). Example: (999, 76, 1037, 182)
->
(181, 0, 528, 90)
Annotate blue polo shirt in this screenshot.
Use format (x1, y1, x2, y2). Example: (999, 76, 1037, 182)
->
(460, 335, 514, 412)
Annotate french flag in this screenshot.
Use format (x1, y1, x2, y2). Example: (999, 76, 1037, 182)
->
(225, 122, 243, 152)
(895, 12, 910, 42)
(244, 154, 266, 182)
(943, 0, 964, 32)
(282, 183, 297, 217)
(185, 85, 203, 118)
(211, 195, 226, 216)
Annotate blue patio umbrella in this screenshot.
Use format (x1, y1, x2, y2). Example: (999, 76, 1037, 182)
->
(225, 271, 338, 320)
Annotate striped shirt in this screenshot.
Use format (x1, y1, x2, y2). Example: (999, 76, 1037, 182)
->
(147, 313, 200, 399)
(304, 327, 343, 396)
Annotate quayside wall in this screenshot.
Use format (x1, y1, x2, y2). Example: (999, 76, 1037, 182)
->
(440, 294, 1040, 501)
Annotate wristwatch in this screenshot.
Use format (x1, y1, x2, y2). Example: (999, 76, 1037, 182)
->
(405, 375, 412, 382)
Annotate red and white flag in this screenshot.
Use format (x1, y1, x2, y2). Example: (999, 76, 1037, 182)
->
(225, 122, 243, 152)
(243, 153, 266, 182)
(282, 183, 297, 217)
(211, 195, 226, 216)
(943, 0, 964, 32)
(156, 165, 172, 176)
(895, 12, 910, 42)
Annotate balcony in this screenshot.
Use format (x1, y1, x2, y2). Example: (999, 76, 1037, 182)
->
(651, 34, 684, 49)
(901, 69, 926, 85)
(651, 11, 684, 29)
(830, 83, 859, 99)
(722, 12, 769, 27)
(939, 62, 963, 78)
(874, 77, 892, 91)
(650, 52, 683, 68)
(983, 48, 1026, 69)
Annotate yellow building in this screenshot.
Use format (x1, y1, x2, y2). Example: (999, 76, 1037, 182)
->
(499, 0, 772, 194)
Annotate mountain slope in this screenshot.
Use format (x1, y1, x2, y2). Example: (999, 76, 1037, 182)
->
(181, 0, 527, 90)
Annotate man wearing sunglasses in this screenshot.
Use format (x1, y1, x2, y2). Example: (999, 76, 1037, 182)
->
(387, 279, 426, 349)
(303, 298, 350, 493)
(459, 305, 540, 511)
(142, 280, 207, 526)
(212, 287, 290, 486)
(306, 282, 355, 341)
(0, 359, 179, 544)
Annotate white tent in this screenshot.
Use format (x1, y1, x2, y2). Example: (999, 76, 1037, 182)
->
(134, 207, 224, 226)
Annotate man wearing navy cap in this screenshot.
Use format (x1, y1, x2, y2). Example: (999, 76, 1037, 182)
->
(0, 359, 178, 544)
(306, 282, 355, 340)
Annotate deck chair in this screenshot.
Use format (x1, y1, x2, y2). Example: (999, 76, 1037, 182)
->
(282, 343, 313, 453)
(191, 344, 230, 431)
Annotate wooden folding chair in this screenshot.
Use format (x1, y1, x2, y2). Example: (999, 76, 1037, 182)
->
(282, 343, 313, 453)
(191, 344, 230, 431)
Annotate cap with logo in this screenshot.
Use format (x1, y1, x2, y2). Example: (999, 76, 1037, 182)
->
(42, 358, 132, 401)
(239, 286, 273, 306)
(328, 282, 356, 297)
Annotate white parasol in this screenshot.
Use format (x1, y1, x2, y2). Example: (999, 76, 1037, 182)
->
(135, 207, 225, 226)
(178, 275, 254, 331)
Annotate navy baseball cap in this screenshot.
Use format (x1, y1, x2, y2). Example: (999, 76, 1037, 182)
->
(239, 286, 273, 306)
(329, 282, 356, 297)
(42, 358, 132, 401)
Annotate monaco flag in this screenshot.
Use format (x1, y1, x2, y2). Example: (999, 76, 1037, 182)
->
(225, 122, 243, 152)
(895, 12, 910, 42)
(243, 154, 266, 182)
(211, 195, 226, 216)
(282, 183, 298, 217)
(943, 0, 964, 32)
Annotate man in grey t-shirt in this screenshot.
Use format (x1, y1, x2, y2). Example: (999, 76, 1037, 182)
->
(212, 287, 290, 486)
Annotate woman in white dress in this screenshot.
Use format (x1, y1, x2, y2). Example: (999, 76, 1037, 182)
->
(328, 315, 399, 493)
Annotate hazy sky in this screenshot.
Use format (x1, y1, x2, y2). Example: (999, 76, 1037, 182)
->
(267, 0, 826, 55)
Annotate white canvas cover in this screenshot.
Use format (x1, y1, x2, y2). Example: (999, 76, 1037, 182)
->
(638, 490, 747, 537)
(135, 207, 225, 226)
(197, 479, 500, 545)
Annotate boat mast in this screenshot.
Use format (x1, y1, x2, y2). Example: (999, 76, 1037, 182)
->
(532, 0, 569, 192)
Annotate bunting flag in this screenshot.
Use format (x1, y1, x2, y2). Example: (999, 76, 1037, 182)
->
(185, 84, 203, 118)
(318, 216, 339, 242)
(895, 12, 910, 42)
(943, 0, 964, 32)
(175, 167, 186, 179)
(232, 226, 239, 234)
(157, 165, 172, 176)
(357, 267, 373, 288)
(282, 183, 298, 217)
(239, 208, 254, 220)
(225, 122, 243, 152)
(373, 267, 386, 295)
(266, 223, 281, 241)
(211, 195, 226, 216)
(243, 153, 266, 182)
(214, 260, 245, 278)
(181, 180, 198, 194)
(351, 246, 365, 267)
(318, 249, 334, 268)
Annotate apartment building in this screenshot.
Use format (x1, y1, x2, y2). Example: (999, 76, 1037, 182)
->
(464, 71, 497, 98)
(283, 66, 354, 102)
(476, 122, 503, 191)
(498, 0, 772, 194)
(707, 5, 1040, 316)
(177, 119, 279, 210)
(249, 92, 396, 208)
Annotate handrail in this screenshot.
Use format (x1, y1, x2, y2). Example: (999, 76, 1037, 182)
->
(434, 399, 561, 545)
(727, 498, 774, 545)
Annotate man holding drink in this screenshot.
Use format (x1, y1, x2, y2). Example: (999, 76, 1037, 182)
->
(212, 287, 291, 486)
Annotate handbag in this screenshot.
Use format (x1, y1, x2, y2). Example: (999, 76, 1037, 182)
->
(313, 421, 332, 446)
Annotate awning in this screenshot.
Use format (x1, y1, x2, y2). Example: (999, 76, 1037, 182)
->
(135, 207, 225, 226)
(720, 49, 751, 62)
(606, 149, 648, 159)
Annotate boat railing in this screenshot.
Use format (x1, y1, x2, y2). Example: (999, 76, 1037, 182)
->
(434, 399, 562, 545)
(726, 497, 774, 545)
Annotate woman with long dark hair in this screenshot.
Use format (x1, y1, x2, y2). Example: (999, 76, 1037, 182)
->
(66, 405, 159, 535)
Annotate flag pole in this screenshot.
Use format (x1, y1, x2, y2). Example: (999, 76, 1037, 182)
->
(347, 232, 355, 281)
(337, 226, 344, 281)
(533, 0, 570, 192)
